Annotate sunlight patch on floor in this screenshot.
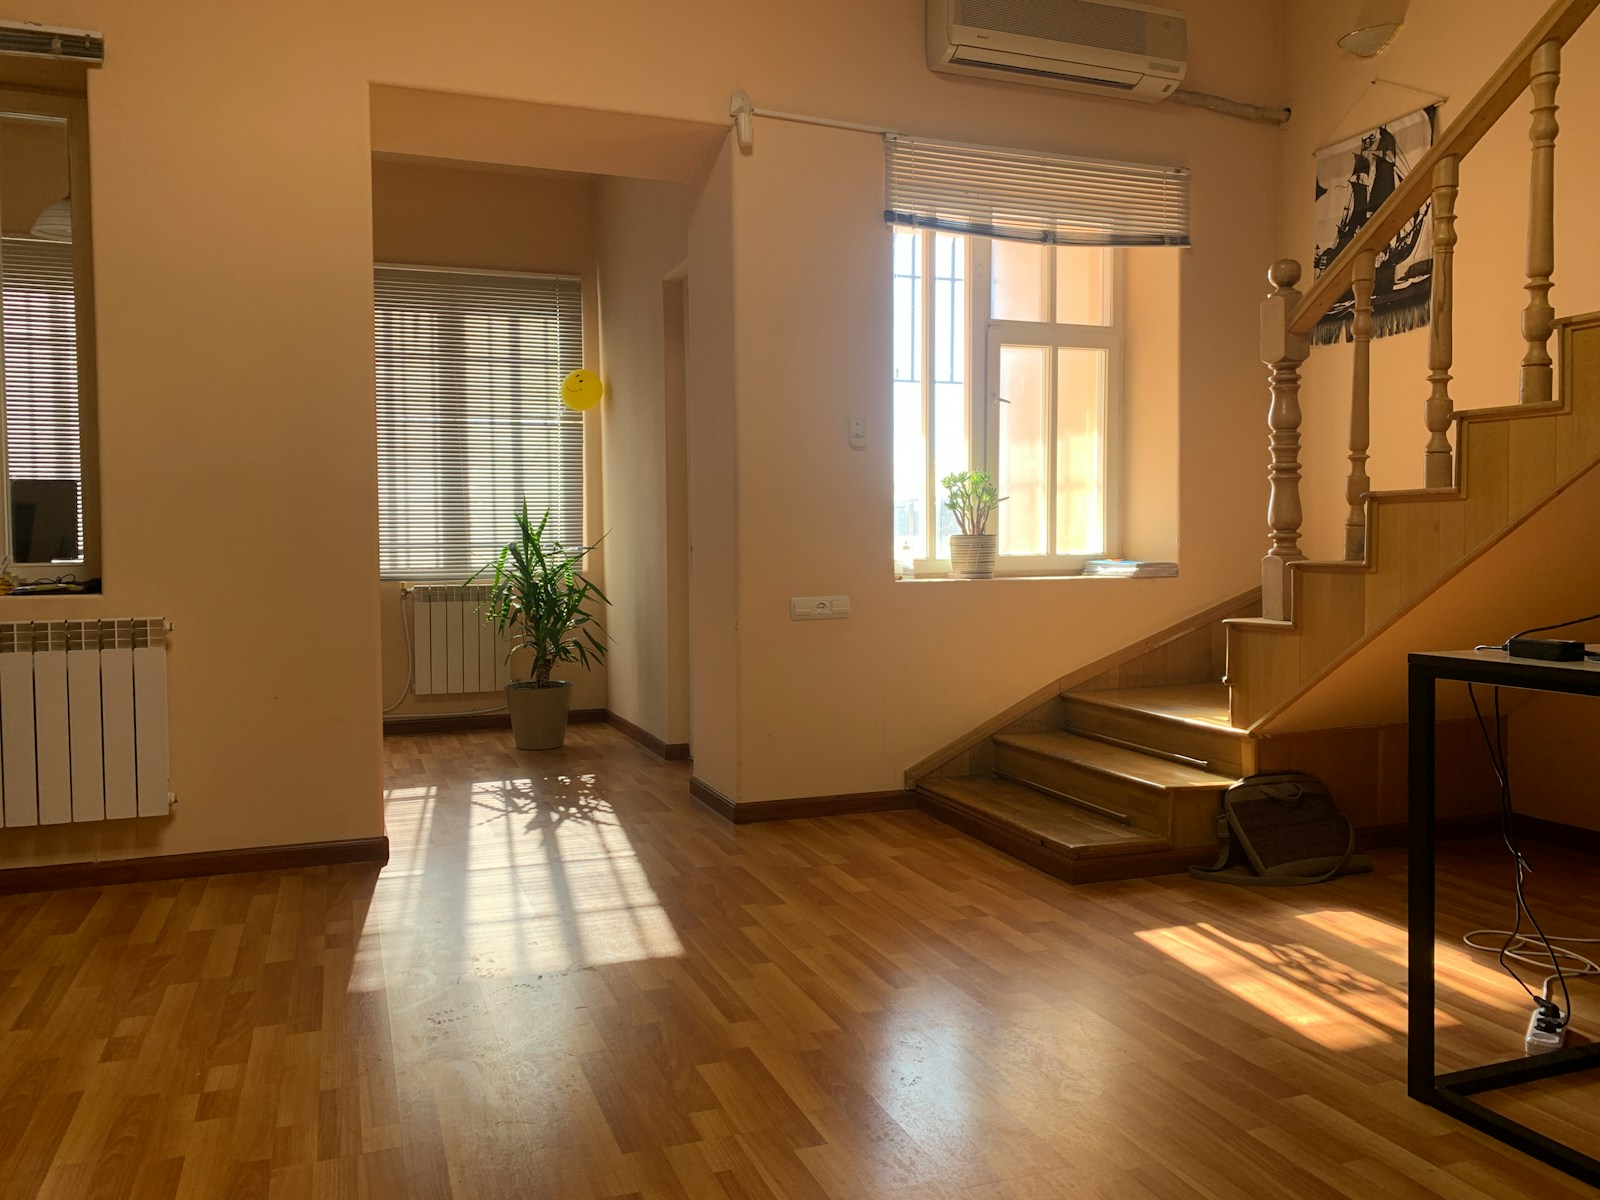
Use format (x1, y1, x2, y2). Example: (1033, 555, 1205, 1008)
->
(378, 772, 683, 974)
(1136, 918, 1414, 1050)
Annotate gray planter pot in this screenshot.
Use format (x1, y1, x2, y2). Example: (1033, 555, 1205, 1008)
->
(507, 680, 574, 750)
(949, 533, 998, 579)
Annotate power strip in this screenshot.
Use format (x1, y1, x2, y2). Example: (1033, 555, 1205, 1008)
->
(1506, 636, 1585, 661)
(1525, 1006, 1567, 1055)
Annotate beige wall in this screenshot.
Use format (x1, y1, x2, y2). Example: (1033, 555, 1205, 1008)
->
(684, 143, 740, 798)
(1280, 0, 1600, 560)
(0, 0, 1287, 866)
(1509, 694, 1600, 830)
(596, 177, 692, 745)
(1121, 249, 1183, 563)
(728, 105, 1280, 802)
(371, 158, 606, 718)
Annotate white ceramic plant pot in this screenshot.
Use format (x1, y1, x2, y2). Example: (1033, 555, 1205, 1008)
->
(949, 534, 998, 579)
(506, 680, 574, 749)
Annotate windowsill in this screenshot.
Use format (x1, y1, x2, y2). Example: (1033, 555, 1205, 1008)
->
(0, 590, 102, 597)
(895, 571, 1179, 583)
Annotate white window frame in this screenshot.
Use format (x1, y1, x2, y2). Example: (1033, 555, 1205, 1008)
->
(901, 233, 1122, 578)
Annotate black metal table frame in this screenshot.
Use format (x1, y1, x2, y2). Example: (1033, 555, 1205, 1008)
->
(1409, 650, 1600, 1188)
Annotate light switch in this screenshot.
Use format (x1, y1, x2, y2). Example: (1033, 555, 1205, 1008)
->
(847, 418, 867, 450)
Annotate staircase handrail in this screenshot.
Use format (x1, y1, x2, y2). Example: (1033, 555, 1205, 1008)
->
(1289, 0, 1600, 337)
(1255, 0, 1600, 621)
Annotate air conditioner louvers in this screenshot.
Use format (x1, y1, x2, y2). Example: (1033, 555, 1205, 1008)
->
(928, 0, 1186, 102)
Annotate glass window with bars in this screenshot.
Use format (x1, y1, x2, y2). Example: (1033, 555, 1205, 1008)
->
(892, 230, 1119, 575)
(374, 266, 584, 579)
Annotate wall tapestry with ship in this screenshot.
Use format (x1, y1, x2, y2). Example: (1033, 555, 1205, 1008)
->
(1312, 105, 1436, 345)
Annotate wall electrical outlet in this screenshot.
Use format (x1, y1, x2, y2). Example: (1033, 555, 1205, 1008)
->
(790, 595, 851, 621)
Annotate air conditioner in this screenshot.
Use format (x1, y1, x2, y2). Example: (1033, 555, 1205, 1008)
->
(926, 0, 1188, 102)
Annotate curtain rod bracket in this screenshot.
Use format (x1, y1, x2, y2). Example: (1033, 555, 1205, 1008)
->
(729, 90, 754, 153)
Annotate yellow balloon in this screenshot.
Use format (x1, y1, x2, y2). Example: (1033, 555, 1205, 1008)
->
(561, 369, 603, 411)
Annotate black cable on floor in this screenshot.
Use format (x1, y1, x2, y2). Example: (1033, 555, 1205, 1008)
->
(1466, 683, 1572, 1025)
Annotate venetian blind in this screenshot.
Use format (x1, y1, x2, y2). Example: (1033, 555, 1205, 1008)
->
(884, 134, 1190, 247)
(2, 237, 82, 563)
(375, 266, 584, 579)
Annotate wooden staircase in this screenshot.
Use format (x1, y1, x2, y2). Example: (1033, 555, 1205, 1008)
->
(908, 0, 1600, 883)
(914, 606, 1258, 884)
(1230, 313, 1600, 726)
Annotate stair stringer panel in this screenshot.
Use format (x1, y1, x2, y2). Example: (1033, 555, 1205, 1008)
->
(1255, 461, 1600, 733)
(1228, 311, 1600, 728)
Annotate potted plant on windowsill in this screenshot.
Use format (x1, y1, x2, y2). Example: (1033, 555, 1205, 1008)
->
(473, 503, 609, 750)
(943, 470, 1004, 579)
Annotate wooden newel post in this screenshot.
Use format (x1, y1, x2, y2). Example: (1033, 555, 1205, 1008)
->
(1346, 248, 1377, 560)
(1425, 155, 1459, 488)
(1521, 39, 1560, 406)
(1262, 259, 1310, 621)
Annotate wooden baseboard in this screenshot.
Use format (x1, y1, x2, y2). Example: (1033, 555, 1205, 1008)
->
(1286, 813, 1600, 853)
(383, 708, 605, 735)
(606, 711, 691, 761)
(689, 776, 736, 820)
(1357, 813, 1503, 849)
(916, 791, 1213, 883)
(690, 777, 913, 824)
(385, 711, 508, 734)
(1517, 815, 1600, 854)
(0, 836, 390, 897)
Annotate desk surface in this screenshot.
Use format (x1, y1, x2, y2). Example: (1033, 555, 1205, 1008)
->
(1410, 649, 1600, 695)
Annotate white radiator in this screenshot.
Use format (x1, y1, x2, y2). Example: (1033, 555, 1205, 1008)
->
(0, 618, 170, 827)
(410, 585, 514, 696)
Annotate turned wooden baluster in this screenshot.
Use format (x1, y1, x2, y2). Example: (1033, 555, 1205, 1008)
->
(1262, 259, 1310, 620)
(1521, 39, 1561, 405)
(1345, 248, 1376, 560)
(1425, 155, 1459, 487)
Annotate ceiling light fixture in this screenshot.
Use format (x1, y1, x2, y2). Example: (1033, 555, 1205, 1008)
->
(1339, 22, 1402, 58)
(29, 195, 70, 241)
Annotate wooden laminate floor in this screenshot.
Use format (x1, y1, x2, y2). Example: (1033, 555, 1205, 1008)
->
(1, 723, 1598, 1198)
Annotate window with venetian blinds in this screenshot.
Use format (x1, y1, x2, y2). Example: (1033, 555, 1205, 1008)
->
(884, 134, 1190, 247)
(374, 265, 584, 579)
(2, 237, 82, 563)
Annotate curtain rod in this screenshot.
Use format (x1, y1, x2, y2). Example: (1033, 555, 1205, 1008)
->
(728, 91, 895, 151)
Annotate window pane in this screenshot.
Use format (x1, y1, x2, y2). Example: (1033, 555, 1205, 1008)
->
(2, 111, 82, 565)
(933, 384, 966, 558)
(891, 230, 925, 563)
(1055, 246, 1108, 326)
(1056, 348, 1107, 556)
(375, 268, 584, 578)
(932, 234, 967, 558)
(990, 239, 1048, 323)
(997, 344, 1050, 557)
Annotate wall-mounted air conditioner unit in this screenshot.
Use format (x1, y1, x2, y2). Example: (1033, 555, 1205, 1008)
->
(927, 0, 1188, 102)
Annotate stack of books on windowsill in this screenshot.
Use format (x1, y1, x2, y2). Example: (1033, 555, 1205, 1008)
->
(1081, 559, 1179, 578)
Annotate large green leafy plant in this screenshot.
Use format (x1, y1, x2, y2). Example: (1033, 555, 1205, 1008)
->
(473, 503, 609, 685)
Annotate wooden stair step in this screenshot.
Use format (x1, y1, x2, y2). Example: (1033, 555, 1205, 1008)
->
(991, 730, 1234, 842)
(1062, 683, 1247, 774)
(917, 775, 1169, 859)
(992, 731, 1237, 791)
(1068, 682, 1234, 727)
